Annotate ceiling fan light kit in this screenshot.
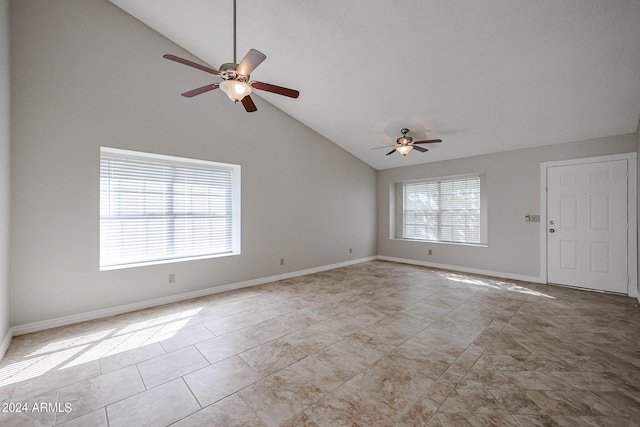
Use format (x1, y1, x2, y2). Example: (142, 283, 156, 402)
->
(219, 80, 251, 101)
(162, 0, 299, 112)
(396, 145, 413, 156)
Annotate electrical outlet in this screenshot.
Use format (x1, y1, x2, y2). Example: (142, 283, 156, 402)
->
(349, 248, 353, 254)
(280, 258, 284, 266)
(168, 274, 176, 284)
(428, 249, 432, 255)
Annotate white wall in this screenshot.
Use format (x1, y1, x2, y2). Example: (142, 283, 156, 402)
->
(9, 0, 377, 326)
(378, 135, 637, 278)
(0, 0, 10, 343)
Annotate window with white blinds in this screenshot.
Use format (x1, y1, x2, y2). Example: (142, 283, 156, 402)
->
(100, 147, 240, 270)
(403, 175, 481, 244)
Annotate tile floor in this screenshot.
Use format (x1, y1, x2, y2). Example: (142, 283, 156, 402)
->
(0, 261, 639, 426)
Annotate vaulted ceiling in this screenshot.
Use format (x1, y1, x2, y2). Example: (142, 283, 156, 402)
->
(109, 0, 640, 170)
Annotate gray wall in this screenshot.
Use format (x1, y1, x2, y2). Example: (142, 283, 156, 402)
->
(378, 134, 637, 278)
(0, 0, 10, 341)
(9, 0, 377, 326)
(637, 118, 640, 298)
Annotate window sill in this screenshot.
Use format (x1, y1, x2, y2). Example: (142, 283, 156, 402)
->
(391, 238, 488, 248)
(100, 251, 241, 271)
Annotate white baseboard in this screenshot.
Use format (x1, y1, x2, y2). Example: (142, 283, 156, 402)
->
(11, 256, 377, 337)
(0, 327, 12, 360)
(376, 255, 546, 284)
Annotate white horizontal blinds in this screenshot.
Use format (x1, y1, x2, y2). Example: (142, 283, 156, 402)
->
(404, 181, 439, 241)
(403, 175, 480, 243)
(100, 150, 234, 268)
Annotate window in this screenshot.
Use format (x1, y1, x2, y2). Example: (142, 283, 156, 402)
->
(402, 175, 482, 244)
(100, 147, 240, 270)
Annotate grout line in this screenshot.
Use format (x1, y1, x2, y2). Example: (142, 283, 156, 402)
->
(179, 376, 203, 409)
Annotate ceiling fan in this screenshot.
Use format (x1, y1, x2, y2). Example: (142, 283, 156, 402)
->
(163, 0, 299, 113)
(372, 128, 443, 156)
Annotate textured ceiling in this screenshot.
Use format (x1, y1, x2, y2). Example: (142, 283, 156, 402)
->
(109, 0, 640, 170)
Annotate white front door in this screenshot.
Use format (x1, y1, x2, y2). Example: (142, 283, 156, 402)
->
(547, 159, 628, 293)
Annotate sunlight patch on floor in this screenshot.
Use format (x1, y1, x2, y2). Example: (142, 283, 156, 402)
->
(0, 307, 203, 387)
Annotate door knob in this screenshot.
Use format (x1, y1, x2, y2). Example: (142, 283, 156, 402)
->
(549, 229, 555, 233)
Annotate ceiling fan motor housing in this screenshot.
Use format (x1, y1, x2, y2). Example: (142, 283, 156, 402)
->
(219, 63, 249, 81)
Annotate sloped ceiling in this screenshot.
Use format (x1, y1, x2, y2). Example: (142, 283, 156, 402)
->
(109, 0, 640, 170)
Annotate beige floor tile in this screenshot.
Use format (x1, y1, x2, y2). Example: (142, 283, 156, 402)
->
(0, 261, 637, 427)
(0, 389, 57, 427)
(203, 311, 257, 335)
(0, 411, 53, 427)
(159, 323, 216, 353)
(412, 328, 474, 358)
(183, 355, 263, 407)
(240, 318, 297, 346)
(240, 338, 307, 376)
(171, 394, 266, 427)
(525, 390, 624, 416)
(458, 370, 516, 390)
(281, 412, 320, 427)
(395, 340, 458, 381)
(137, 346, 208, 389)
(195, 329, 258, 364)
(472, 354, 525, 371)
(98, 342, 165, 374)
(56, 408, 108, 427)
(286, 355, 357, 394)
(594, 390, 640, 418)
(282, 325, 342, 355)
(238, 369, 325, 427)
(56, 365, 144, 424)
(304, 378, 396, 426)
(348, 354, 434, 416)
(12, 361, 101, 401)
(374, 310, 431, 335)
(314, 337, 385, 373)
(106, 378, 200, 427)
(551, 415, 636, 427)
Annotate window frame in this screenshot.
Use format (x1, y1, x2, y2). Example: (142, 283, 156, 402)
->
(393, 173, 487, 246)
(99, 147, 241, 270)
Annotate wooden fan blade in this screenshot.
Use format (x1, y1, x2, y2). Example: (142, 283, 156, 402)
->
(163, 54, 219, 75)
(181, 84, 219, 98)
(413, 145, 428, 152)
(237, 49, 266, 76)
(386, 148, 397, 156)
(413, 139, 442, 144)
(370, 145, 394, 150)
(241, 95, 257, 112)
(250, 81, 300, 98)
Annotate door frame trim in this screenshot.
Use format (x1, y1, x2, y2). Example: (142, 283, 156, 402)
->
(540, 152, 637, 297)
